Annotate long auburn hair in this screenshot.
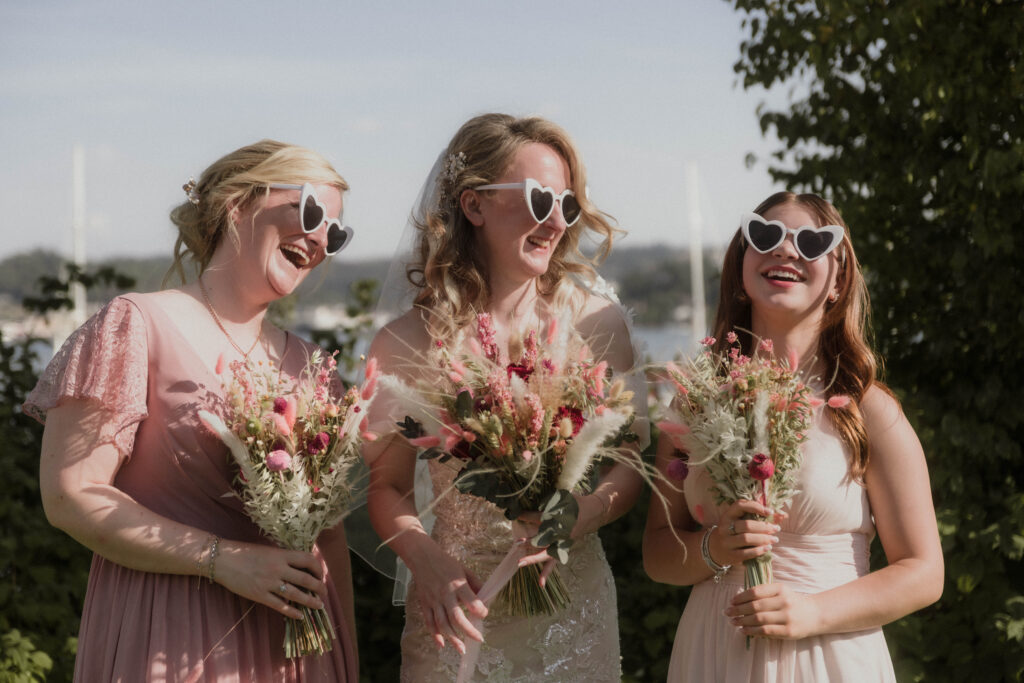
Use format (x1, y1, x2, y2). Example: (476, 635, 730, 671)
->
(712, 191, 887, 481)
(407, 113, 621, 340)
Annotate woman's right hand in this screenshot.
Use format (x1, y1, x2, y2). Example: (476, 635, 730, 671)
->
(213, 540, 328, 620)
(708, 499, 784, 570)
(410, 549, 488, 654)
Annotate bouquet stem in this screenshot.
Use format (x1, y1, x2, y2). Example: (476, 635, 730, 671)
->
(283, 603, 336, 659)
(499, 564, 570, 617)
(742, 552, 773, 650)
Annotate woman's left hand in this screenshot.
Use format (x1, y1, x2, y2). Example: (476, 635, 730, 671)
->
(724, 582, 824, 640)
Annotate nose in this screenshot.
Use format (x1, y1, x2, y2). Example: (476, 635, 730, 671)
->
(771, 233, 800, 260)
(543, 200, 569, 231)
(304, 219, 329, 252)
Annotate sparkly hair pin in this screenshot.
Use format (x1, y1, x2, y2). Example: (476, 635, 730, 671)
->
(437, 151, 467, 208)
(182, 176, 200, 206)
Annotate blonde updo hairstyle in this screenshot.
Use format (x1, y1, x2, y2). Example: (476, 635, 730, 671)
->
(166, 139, 348, 286)
(408, 113, 621, 339)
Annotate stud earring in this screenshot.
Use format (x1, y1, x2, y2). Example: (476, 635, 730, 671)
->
(827, 291, 839, 303)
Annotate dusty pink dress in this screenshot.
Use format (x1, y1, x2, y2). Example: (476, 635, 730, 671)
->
(24, 294, 357, 683)
(667, 413, 897, 682)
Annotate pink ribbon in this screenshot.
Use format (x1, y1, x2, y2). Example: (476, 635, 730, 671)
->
(456, 525, 535, 682)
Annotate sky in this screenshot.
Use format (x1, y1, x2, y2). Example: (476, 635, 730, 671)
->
(0, 1, 784, 270)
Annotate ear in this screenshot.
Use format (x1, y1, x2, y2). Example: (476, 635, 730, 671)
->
(460, 189, 485, 227)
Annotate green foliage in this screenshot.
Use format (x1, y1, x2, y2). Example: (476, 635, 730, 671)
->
(1, 267, 136, 681)
(0, 630, 52, 683)
(308, 279, 379, 384)
(730, 0, 1024, 679)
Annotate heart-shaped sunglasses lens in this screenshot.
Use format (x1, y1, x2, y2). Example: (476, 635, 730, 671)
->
(325, 223, 353, 255)
(528, 186, 556, 224)
(302, 193, 326, 233)
(745, 218, 785, 252)
(796, 229, 840, 261)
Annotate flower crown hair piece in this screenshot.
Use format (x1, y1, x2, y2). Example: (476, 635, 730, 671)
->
(436, 151, 467, 210)
(182, 176, 200, 206)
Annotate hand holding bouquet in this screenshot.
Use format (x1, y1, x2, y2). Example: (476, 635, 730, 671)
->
(198, 350, 378, 658)
(400, 313, 638, 617)
(657, 333, 816, 592)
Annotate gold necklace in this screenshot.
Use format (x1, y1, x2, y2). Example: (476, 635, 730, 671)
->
(198, 277, 263, 359)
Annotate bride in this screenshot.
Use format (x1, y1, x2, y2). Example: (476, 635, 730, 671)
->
(364, 113, 646, 681)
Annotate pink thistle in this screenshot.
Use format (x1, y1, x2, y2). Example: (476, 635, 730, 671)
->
(408, 435, 441, 448)
(828, 395, 852, 409)
(666, 457, 689, 481)
(266, 450, 291, 472)
(748, 453, 774, 481)
(215, 353, 226, 375)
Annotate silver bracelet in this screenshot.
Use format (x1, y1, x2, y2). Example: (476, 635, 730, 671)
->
(701, 525, 731, 583)
(206, 536, 221, 583)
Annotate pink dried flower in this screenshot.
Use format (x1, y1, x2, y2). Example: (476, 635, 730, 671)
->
(700, 336, 716, 346)
(827, 395, 851, 409)
(546, 317, 559, 345)
(748, 453, 774, 481)
(273, 397, 288, 414)
(476, 313, 499, 361)
(365, 356, 378, 381)
(759, 338, 774, 353)
(266, 449, 291, 472)
(361, 375, 377, 401)
(522, 449, 533, 462)
(726, 331, 738, 344)
(787, 349, 800, 371)
(408, 435, 441, 448)
(271, 413, 292, 437)
(215, 353, 226, 375)
(556, 405, 585, 436)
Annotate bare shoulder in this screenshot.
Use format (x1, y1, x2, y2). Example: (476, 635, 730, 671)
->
(860, 383, 906, 438)
(368, 309, 432, 375)
(576, 293, 635, 371)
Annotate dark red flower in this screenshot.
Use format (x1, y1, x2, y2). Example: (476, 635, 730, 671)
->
(272, 397, 288, 414)
(748, 453, 774, 481)
(451, 439, 474, 461)
(506, 363, 533, 381)
(307, 431, 331, 455)
(555, 406, 585, 436)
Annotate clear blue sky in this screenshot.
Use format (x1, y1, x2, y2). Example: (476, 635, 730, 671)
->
(0, 0, 783, 268)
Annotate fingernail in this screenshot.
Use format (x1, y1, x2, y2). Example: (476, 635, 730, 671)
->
(772, 524, 781, 531)
(770, 536, 779, 543)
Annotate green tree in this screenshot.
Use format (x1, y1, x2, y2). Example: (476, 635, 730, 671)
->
(730, 0, 1023, 680)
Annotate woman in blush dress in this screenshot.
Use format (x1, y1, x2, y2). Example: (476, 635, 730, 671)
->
(643, 191, 944, 682)
(25, 140, 359, 682)
(364, 113, 648, 682)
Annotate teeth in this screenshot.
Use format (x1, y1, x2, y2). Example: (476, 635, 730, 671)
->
(281, 244, 310, 267)
(527, 236, 552, 248)
(765, 268, 801, 282)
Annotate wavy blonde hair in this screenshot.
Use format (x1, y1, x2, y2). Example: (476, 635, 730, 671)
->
(712, 191, 890, 481)
(407, 113, 621, 339)
(165, 139, 348, 286)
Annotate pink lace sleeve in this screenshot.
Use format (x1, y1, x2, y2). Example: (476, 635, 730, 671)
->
(23, 296, 149, 458)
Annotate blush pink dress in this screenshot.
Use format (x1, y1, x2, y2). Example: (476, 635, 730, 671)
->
(667, 413, 897, 682)
(24, 294, 357, 683)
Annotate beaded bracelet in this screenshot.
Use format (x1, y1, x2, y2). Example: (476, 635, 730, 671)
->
(701, 525, 731, 583)
(206, 536, 221, 583)
(196, 534, 213, 579)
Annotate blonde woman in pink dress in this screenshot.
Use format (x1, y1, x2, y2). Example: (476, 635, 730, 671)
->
(644, 192, 944, 682)
(25, 140, 359, 682)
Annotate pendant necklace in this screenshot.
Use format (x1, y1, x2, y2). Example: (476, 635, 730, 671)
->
(198, 276, 263, 359)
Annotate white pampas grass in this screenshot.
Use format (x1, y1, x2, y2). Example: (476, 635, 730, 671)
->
(556, 410, 628, 491)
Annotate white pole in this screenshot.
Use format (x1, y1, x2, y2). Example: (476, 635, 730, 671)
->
(685, 162, 706, 352)
(71, 144, 87, 326)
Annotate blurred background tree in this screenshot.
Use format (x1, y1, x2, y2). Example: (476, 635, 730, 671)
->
(729, 0, 1024, 680)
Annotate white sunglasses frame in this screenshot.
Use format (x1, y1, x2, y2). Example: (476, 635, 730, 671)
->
(474, 178, 582, 227)
(269, 182, 354, 255)
(740, 212, 845, 262)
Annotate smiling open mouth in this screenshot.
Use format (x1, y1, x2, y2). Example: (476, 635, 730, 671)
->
(527, 235, 555, 249)
(280, 244, 311, 268)
(763, 268, 805, 283)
